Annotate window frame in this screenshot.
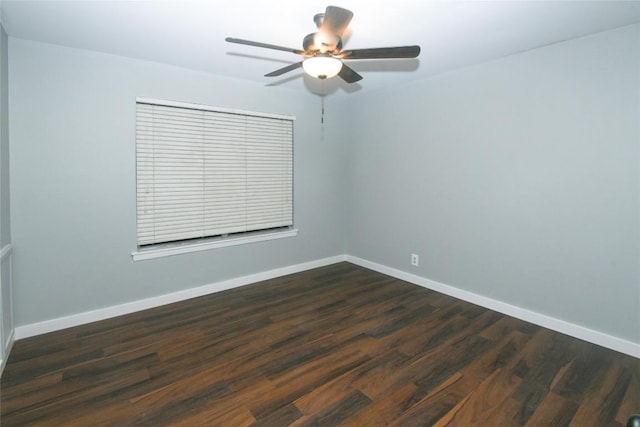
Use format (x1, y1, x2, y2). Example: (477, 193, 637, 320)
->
(131, 97, 297, 261)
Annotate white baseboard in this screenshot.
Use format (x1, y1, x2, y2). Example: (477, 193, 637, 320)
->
(0, 329, 15, 376)
(12, 253, 639, 359)
(346, 255, 640, 359)
(14, 255, 347, 340)
(0, 244, 14, 377)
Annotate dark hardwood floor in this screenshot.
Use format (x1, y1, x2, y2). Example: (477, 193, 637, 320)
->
(1, 262, 638, 426)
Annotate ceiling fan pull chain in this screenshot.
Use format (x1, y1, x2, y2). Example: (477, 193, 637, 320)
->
(320, 81, 326, 141)
(321, 79, 326, 125)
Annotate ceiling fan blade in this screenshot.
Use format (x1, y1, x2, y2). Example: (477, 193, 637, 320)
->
(225, 37, 306, 56)
(265, 62, 303, 77)
(321, 6, 353, 38)
(341, 45, 421, 60)
(338, 63, 363, 83)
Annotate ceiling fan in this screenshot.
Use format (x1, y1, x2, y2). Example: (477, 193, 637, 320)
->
(225, 5, 421, 83)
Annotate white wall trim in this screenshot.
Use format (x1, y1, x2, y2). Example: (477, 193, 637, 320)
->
(0, 329, 15, 375)
(14, 255, 346, 339)
(132, 229, 298, 261)
(346, 255, 640, 359)
(0, 245, 13, 377)
(0, 243, 12, 260)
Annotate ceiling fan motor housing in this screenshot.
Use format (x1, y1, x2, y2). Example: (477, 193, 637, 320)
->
(303, 32, 342, 55)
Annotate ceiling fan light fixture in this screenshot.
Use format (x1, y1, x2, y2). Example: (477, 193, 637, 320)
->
(302, 56, 342, 79)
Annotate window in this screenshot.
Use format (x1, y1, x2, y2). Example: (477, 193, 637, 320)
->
(135, 98, 294, 257)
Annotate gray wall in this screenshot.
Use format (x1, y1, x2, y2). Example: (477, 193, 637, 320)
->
(345, 24, 640, 343)
(1, 25, 9, 247)
(1, 22, 12, 359)
(9, 39, 347, 326)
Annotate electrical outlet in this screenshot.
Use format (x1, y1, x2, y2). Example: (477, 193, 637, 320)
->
(411, 253, 419, 266)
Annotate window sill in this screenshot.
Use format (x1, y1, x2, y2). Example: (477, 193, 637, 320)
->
(131, 229, 298, 262)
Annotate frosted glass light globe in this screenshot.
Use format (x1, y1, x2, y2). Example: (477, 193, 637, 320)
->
(302, 56, 343, 79)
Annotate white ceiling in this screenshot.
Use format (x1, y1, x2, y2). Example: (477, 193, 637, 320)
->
(1, 0, 639, 95)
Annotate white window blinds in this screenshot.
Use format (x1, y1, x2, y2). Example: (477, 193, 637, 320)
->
(136, 99, 294, 247)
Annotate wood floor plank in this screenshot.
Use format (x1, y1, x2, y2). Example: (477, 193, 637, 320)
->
(171, 405, 256, 427)
(433, 367, 522, 426)
(1, 262, 638, 426)
(551, 342, 611, 403)
(25, 398, 141, 427)
(524, 392, 579, 426)
(341, 382, 420, 427)
(570, 359, 632, 426)
(292, 390, 372, 426)
(389, 330, 529, 425)
(616, 366, 640, 425)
